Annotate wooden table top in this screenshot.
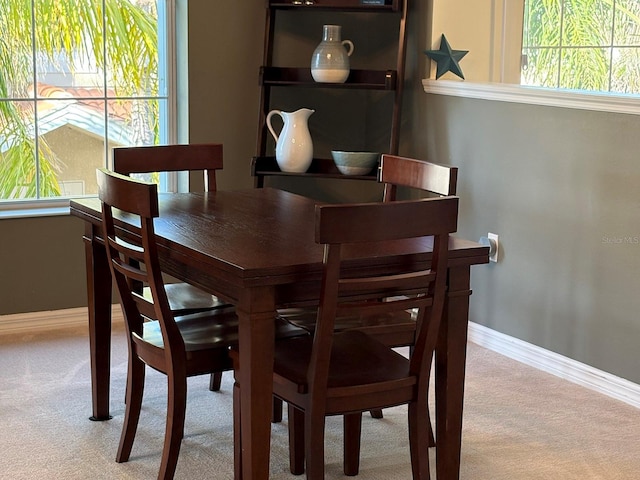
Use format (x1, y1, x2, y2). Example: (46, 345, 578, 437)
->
(70, 187, 488, 291)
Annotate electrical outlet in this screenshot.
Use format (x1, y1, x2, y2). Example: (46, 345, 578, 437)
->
(488, 233, 499, 262)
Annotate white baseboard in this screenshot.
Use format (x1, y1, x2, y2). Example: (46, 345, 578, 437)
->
(2, 308, 638, 409)
(468, 321, 640, 409)
(0, 305, 123, 335)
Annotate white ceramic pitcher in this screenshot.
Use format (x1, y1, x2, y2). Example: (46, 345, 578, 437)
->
(266, 108, 314, 173)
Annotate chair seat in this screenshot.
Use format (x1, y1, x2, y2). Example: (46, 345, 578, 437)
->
(141, 309, 240, 351)
(143, 282, 231, 315)
(142, 310, 308, 351)
(274, 330, 411, 391)
(277, 307, 416, 347)
(138, 311, 308, 379)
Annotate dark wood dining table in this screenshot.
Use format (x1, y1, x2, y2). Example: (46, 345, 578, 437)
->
(70, 187, 488, 480)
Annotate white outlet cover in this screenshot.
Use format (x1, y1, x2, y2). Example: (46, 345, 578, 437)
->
(488, 233, 499, 262)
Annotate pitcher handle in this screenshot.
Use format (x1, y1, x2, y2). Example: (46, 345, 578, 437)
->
(266, 110, 282, 142)
(342, 40, 354, 57)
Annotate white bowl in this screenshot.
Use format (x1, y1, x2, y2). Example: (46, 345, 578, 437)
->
(331, 151, 380, 176)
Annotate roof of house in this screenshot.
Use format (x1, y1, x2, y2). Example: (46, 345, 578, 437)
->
(34, 83, 132, 120)
(1, 83, 134, 152)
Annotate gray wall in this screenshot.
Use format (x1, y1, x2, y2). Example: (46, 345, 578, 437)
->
(0, 215, 87, 312)
(1, 1, 639, 385)
(414, 95, 640, 385)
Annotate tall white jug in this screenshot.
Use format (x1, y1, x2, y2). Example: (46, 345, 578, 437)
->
(266, 108, 314, 173)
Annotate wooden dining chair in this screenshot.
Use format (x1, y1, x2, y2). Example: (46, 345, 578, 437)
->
(113, 143, 230, 391)
(277, 154, 457, 344)
(232, 196, 458, 479)
(96, 168, 305, 480)
(276, 154, 458, 425)
(96, 167, 237, 480)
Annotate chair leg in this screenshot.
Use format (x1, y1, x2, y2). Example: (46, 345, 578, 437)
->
(343, 413, 362, 476)
(209, 371, 223, 391)
(370, 409, 435, 447)
(117, 354, 145, 463)
(408, 399, 431, 480)
(157, 371, 187, 480)
(272, 396, 284, 423)
(287, 403, 305, 475)
(305, 405, 326, 480)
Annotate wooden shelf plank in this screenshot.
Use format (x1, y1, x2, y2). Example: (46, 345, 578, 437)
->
(260, 67, 397, 90)
(251, 156, 380, 181)
(269, 0, 400, 12)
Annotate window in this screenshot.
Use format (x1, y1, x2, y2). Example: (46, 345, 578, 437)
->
(0, 0, 174, 205)
(522, 0, 640, 94)
(423, 0, 640, 114)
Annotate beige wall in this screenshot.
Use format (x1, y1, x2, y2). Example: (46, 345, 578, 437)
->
(185, 0, 266, 191)
(428, 0, 523, 83)
(2, 1, 640, 386)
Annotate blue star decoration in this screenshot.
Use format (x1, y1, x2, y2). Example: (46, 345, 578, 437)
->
(424, 34, 468, 80)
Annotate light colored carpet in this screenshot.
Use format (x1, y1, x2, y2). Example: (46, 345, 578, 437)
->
(1, 323, 639, 479)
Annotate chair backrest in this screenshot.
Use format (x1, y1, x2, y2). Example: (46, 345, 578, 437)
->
(112, 143, 224, 192)
(380, 154, 458, 201)
(96, 168, 184, 354)
(310, 196, 459, 395)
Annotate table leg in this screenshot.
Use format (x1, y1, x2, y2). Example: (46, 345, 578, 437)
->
(237, 287, 276, 480)
(83, 225, 113, 421)
(435, 265, 472, 480)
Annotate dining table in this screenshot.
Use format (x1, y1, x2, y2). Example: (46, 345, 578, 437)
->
(70, 186, 489, 480)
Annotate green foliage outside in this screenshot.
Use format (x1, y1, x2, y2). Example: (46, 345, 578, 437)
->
(0, 0, 158, 200)
(523, 0, 640, 93)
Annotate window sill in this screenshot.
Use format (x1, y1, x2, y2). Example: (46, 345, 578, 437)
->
(0, 200, 72, 220)
(422, 79, 640, 116)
